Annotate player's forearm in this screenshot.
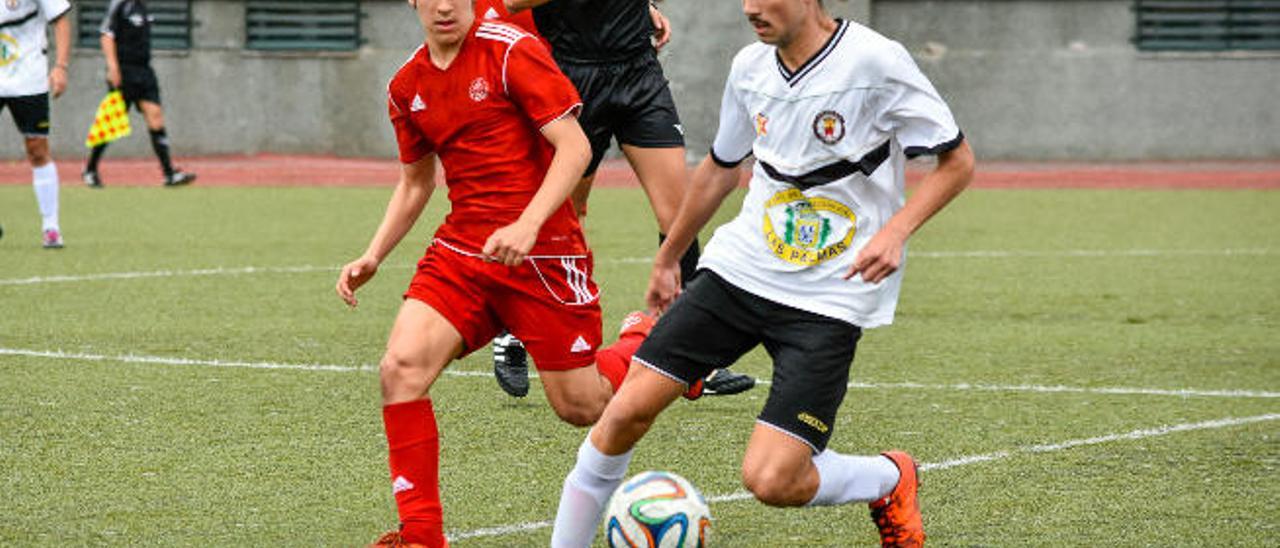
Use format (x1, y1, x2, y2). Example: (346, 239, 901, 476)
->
(100, 35, 119, 72)
(882, 140, 974, 241)
(655, 155, 738, 265)
(364, 166, 436, 263)
(520, 123, 591, 230)
(52, 17, 71, 68)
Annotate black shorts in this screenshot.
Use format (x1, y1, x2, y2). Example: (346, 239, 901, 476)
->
(117, 65, 162, 109)
(634, 270, 862, 453)
(558, 53, 685, 176)
(0, 94, 51, 137)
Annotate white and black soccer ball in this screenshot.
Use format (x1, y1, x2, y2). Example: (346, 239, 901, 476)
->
(604, 470, 712, 548)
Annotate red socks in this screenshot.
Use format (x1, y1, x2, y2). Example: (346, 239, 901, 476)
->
(594, 343, 632, 392)
(382, 398, 448, 547)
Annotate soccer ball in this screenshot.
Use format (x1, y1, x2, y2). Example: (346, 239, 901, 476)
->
(604, 470, 712, 548)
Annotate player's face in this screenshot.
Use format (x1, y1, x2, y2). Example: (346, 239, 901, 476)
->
(742, 0, 809, 46)
(409, 0, 475, 46)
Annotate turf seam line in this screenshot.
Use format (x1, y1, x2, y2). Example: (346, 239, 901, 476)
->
(446, 413, 1280, 542)
(1, 248, 1272, 285)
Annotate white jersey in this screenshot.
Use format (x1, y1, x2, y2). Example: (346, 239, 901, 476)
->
(700, 19, 962, 328)
(0, 0, 69, 97)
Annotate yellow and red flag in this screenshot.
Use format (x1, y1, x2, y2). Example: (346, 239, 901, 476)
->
(85, 91, 131, 148)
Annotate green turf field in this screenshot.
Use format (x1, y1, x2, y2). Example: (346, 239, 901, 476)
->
(1, 184, 1277, 546)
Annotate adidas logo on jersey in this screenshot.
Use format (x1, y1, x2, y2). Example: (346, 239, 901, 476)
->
(392, 476, 416, 494)
(483, 7, 500, 19)
(570, 336, 592, 353)
(411, 94, 426, 112)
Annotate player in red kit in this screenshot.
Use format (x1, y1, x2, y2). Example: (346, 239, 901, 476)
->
(335, 1, 670, 545)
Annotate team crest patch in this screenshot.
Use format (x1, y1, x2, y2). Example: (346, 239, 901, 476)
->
(754, 113, 769, 136)
(761, 188, 856, 267)
(469, 77, 489, 102)
(812, 110, 845, 145)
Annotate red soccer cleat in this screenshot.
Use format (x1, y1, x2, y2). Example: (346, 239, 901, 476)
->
(368, 530, 431, 548)
(617, 310, 656, 340)
(869, 451, 924, 547)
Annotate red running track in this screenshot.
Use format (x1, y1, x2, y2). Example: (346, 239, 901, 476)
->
(1, 155, 1277, 189)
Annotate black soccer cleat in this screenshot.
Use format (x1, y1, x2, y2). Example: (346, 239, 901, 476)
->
(492, 331, 530, 398)
(702, 368, 756, 396)
(164, 170, 196, 187)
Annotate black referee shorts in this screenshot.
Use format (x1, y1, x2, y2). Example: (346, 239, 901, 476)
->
(0, 93, 51, 137)
(118, 64, 162, 109)
(633, 270, 862, 453)
(558, 52, 685, 177)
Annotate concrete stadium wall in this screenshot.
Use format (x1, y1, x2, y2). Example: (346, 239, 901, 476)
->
(4, 0, 1275, 163)
(870, 0, 1280, 160)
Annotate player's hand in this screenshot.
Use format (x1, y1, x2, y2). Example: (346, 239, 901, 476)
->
(336, 255, 380, 308)
(844, 227, 907, 284)
(644, 259, 682, 314)
(649, 4, 671, 51)
(483, 220, 538, 266)
(49, 67, 67, 98)
(106, 66, 122, 89)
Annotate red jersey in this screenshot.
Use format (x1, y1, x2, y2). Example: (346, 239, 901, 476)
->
(388, 21, 585, 256)
(474, 0, 539, 36)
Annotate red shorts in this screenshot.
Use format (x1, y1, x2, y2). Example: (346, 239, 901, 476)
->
(404, 241, 603, 371)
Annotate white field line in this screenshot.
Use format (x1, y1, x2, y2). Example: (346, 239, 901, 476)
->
(447, 413, 1280, 541)
(0, 347, 497, 377)
(0, 265, 340, 286)
(1, 248, 1273, 286)
(2, 346, 1277, 399)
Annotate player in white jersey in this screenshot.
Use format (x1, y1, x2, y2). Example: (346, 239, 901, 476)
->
(550, 1, 974, 546)
(0, 0, 70, 248)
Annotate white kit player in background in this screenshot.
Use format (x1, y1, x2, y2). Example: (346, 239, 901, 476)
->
(0, 0, 71, 248)
(550, 0, 975, 546)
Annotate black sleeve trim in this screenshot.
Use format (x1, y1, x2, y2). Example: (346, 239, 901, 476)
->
(710, 147, 751, 169)
(904, 130, 964, 159)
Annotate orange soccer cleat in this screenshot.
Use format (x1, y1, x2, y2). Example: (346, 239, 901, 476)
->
(869, 451, 925, 547)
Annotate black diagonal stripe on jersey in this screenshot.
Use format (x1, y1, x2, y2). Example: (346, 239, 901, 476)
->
(905, 131, 965, 159)
(760, 140, 890, 190)
(775, 19, 849, 86)
(0, 9, 39, 30)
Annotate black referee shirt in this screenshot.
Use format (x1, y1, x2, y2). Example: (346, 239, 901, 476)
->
(99, 0, 151, 67)
(532, 0, 654, 63)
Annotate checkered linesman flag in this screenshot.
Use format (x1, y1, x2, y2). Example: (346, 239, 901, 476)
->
(85, 91, 131, 148)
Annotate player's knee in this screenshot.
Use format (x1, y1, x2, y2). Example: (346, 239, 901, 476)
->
(548, 390, 607, 427)
(595, 404, 656, 444)
(24, 140, 50, 166)
(552, 404, 599, 428)
(741, 463, 808, 507)
(378, 351, 428, 393)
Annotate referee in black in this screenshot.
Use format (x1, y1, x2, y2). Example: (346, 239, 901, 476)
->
(496, 0, 757, 398)
(83, 0, 194, 187)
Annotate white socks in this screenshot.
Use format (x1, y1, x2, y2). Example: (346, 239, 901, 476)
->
(551, 435, 633, 548)
(32, 162, 59, 231)
(807, 450, 901, 506)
